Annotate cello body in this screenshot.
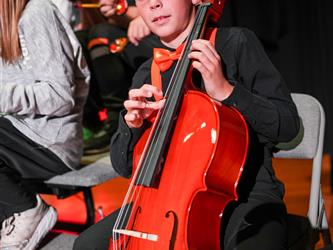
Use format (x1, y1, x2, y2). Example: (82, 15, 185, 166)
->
(110, 90, 248, 249)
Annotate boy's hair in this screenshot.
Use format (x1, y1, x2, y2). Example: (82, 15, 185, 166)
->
(0, 0, 27, 63)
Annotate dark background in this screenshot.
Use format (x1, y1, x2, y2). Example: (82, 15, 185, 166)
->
(220, 0, 333, 160)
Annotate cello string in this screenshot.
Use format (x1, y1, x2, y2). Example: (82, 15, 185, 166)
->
(112, 142, 148, 247)
(113, 116, 163, 248)
(112, 76, 178, 248)
(113, 46, 187, 236)
(113, 165, 144, 247)
(112, 5, 208, 248)
(118, 2, 208, 213)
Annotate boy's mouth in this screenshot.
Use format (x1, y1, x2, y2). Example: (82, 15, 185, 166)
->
(152, 15, 171, 24)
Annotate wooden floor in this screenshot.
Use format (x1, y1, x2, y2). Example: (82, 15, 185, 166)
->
(274, 154, 333, 249)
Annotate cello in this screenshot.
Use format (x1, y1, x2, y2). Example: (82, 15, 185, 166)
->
(110, 0, 249, 249)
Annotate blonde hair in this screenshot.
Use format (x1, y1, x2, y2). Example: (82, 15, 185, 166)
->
(0, 0, 27, 63)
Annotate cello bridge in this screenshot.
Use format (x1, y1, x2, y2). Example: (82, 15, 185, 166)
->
(113, 229, 159, 242)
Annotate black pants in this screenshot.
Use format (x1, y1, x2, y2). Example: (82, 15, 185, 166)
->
(0, 117, 69, 223)
(73, 195, 287, 250)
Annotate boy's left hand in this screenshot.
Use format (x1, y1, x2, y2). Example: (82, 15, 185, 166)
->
(189, 39, 234, 101)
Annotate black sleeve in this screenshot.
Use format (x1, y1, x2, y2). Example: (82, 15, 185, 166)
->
(110, 59, 152, 178)
(221, 28, 299, 146)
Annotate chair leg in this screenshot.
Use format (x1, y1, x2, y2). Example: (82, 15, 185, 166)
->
(318, 199, 332, 246)
(83, 188, 95, 227)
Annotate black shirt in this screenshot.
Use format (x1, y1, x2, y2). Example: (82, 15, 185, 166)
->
(110, 27, 299, 202)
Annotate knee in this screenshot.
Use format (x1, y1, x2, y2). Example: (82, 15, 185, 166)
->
(73, 235, 90, 250)
(73, 234, 110, 250)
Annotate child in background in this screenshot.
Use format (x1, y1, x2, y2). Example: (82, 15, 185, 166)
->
(76, 0, 160, 154)
(0, 0, 89, 248)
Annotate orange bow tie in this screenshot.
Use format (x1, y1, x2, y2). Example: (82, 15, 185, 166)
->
(153, 44, 185, 72)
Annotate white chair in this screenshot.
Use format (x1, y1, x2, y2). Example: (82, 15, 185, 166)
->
(273, 93, 331, 249)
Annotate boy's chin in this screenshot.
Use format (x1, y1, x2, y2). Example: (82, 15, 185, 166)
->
(153, 29, 178, 42)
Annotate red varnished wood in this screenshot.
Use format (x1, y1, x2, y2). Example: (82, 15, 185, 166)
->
(110, 91, 248, 249)
(206, 0, 226, 24)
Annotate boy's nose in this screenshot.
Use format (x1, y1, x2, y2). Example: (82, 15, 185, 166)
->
(149, 0, 163, 10)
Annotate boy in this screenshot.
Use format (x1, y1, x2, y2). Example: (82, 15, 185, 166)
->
(74, 0, 299, 249)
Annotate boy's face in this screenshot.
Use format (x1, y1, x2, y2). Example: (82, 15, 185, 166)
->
(136, 0, 196, 44)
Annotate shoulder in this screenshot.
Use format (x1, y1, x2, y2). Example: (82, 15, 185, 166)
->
(216, 27, 259, 48)
(19, 0, 73, 46)
(19, 0, 61, 32)
(21, 0, 55, 21)
(214, 27, 263, 61)
(19, 0, 72, 32)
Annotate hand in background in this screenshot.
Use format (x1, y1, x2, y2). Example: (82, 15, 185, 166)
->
(127, 16, 151, 46)
(99, 0, 116, 18)
(192, 0, 203, 5)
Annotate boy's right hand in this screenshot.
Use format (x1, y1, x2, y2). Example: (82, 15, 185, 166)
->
(124, 84, 165, 128)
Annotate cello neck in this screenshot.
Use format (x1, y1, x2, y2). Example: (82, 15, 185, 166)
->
(135, 3, 215, 187)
